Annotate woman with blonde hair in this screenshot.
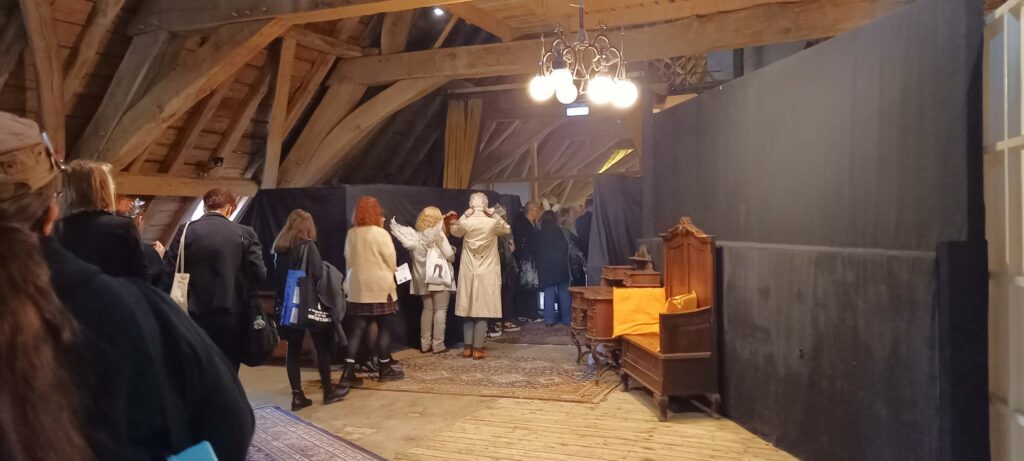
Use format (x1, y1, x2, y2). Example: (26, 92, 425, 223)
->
(390, 206, 457, 353)
(340, 196, 405, 385)
(273, 209, 349, 410)
(56, 159, 157, 281)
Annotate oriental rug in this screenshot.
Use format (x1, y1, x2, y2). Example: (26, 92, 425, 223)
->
(488, 321, 575, 346)
(305, 344, 617, 404)
(247, 406, 385, 461)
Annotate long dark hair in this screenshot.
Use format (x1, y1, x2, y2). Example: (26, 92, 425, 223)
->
(539, 210, 559, 230)
(0, 180, 90, 461)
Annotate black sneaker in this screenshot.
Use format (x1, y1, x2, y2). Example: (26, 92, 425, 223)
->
(377, 360, 405, 381)
(486, 324, 503, 337)
(501, 321, 521, 332)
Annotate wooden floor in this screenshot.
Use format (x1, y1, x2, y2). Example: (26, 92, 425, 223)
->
(394, 393, 796, 461)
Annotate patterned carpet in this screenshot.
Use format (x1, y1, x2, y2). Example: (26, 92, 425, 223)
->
(488, 321, 575, 345)
(248, 406, 385, 461)
(305, 344, 617, 404)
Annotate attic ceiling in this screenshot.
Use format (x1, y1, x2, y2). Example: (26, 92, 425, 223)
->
(1, 0, 997, 243)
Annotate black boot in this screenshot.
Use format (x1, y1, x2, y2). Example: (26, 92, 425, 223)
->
(291, 390, 313, 411)
(339, 362, 364, 387)
(377, 359, 405, 381)
(323, 383, 350, 405)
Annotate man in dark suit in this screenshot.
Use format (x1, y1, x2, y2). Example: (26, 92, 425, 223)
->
(511, 201, 543, 321)
(164, 188, 266, 371)
(575, 197, 594, 258)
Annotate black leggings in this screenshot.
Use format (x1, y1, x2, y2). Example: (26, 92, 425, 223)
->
(346, 314, 396, 362)
(281, 328, 333, 392)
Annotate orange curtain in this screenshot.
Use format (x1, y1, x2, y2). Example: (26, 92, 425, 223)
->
(443, 96, 483, 189)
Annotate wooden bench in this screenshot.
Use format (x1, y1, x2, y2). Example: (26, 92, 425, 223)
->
(619, 218, 720, 421)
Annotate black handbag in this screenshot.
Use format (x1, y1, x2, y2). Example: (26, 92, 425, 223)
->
(242, 298, 279, 367)
(294, 242, 333, 331)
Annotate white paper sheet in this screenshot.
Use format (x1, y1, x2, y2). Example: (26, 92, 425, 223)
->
(395, 263, 412, 284)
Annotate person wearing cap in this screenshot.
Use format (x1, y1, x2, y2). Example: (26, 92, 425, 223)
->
(0, 111, 254, 460)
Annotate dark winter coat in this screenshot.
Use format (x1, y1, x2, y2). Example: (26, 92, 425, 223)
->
(532, 221, 571, 288)
(57, 210, 157, 282)
(46, 238, 254, 461)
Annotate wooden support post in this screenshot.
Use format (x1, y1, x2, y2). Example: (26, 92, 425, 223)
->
(64, 0, 126, 108)
(98, 19, 289, 169)
(284, 18, 361, 133)
(263, 37, 295, 189)
(19, 0, 65, 153)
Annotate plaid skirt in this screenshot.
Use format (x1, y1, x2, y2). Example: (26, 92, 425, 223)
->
(348, 298, 398, 316)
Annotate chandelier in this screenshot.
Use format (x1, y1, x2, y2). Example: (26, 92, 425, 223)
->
(527, 1, 639, 108)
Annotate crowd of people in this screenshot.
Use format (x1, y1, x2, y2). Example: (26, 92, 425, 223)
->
(0, 107, 595, 460)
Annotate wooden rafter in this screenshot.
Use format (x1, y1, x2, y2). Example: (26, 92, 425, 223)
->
(380, 9, 416, 55)
(263, 36, 295, 188)
(473, 119, 563, 182)
(159, 197, 197, 244)
(0, 7, 26, 91)
(96, 19, 289, 169)
(433, 13, 459, 48)
(158, 80, 233, 174)
(74, 31, 172, 160)
(129, 0, 470, 34)
(63, 0, 126, 108)
(285, 79, 368, 178)
(444, 3, 517, 41)
(278, 76, 448, 187)
(115, 172, 258, 198)
(19, 0, 65, 151)
(284, 18, 361, 133)
(210, 64, 273, 167)
(333, 0, 913, 85)
(282, 26, 362, 57)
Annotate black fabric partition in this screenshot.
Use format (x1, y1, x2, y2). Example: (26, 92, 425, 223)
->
(587, 174, 643, 285)
(647, 0, 986, 459)
(240, 184, 522, 349)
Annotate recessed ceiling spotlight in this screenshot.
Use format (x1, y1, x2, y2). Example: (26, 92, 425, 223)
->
(433, 7, 445, 16)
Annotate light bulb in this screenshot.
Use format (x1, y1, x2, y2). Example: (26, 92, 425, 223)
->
(612, 79, 639, 108)
(550, 68, 573, 89)
(528, 74, 554, 102)
(587, 74, 615, 105)
(555, 83, 579, 104)
(432, 7, 445, 16)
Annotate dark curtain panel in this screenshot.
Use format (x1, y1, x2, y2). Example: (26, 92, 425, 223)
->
(587, 175, 643, 285)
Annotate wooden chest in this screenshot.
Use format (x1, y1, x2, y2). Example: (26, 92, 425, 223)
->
(624, 270, 661, 287)
(601, 265, 633, 286)
(583, 286, 615, 340)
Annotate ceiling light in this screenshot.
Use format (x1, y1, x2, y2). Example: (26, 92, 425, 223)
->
(528, 75, 554, 102)
(432, 7, 445, 16)
(527, 0, 638, 108)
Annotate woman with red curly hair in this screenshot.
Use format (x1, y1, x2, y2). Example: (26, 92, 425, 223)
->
(339, 196, 405, 384)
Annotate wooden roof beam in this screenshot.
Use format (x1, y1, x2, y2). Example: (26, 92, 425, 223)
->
(284, 18, 362, 133)
(19, 0, 65, 152)
(282, 26, 363, 57)
(0, 8, 26, 91)
(444, 3, 517, 41)
(115, 173, 258, 197)
(278, 77, 448, 187)
(158, 80, 233, 174)
(129, 0, 470, 35)
(95, 19, 289, 170)
(64, 0, 126, 108)
(332, 0, 914, 85)
(381, 9, 416, 55)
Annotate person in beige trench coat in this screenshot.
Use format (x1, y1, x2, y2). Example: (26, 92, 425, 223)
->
(450, 192, 511, 360)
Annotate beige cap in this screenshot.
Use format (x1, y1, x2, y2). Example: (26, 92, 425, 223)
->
(0, 112, 58, 201)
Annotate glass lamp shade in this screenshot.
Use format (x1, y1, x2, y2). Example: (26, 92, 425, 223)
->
(528, 75, 555, 101)
(550, 68, 573, 90)
(612, 79, 639, 108)
(587, 74, 615, 105)
(555, 83, 579, 104)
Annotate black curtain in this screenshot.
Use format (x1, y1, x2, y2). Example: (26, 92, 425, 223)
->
(587, 174, 643, 285)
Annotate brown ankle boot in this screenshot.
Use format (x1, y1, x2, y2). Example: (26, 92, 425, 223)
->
(473, 348, 488, 360)
(462, 346, 473, 358)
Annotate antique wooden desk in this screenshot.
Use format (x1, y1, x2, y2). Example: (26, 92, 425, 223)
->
(619, 218, 721, 421)
(568, 286, 618, 382)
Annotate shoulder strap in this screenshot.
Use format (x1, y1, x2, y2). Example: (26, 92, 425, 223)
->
(299, 240, 310, 271)
(175, 222, 190, 274)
